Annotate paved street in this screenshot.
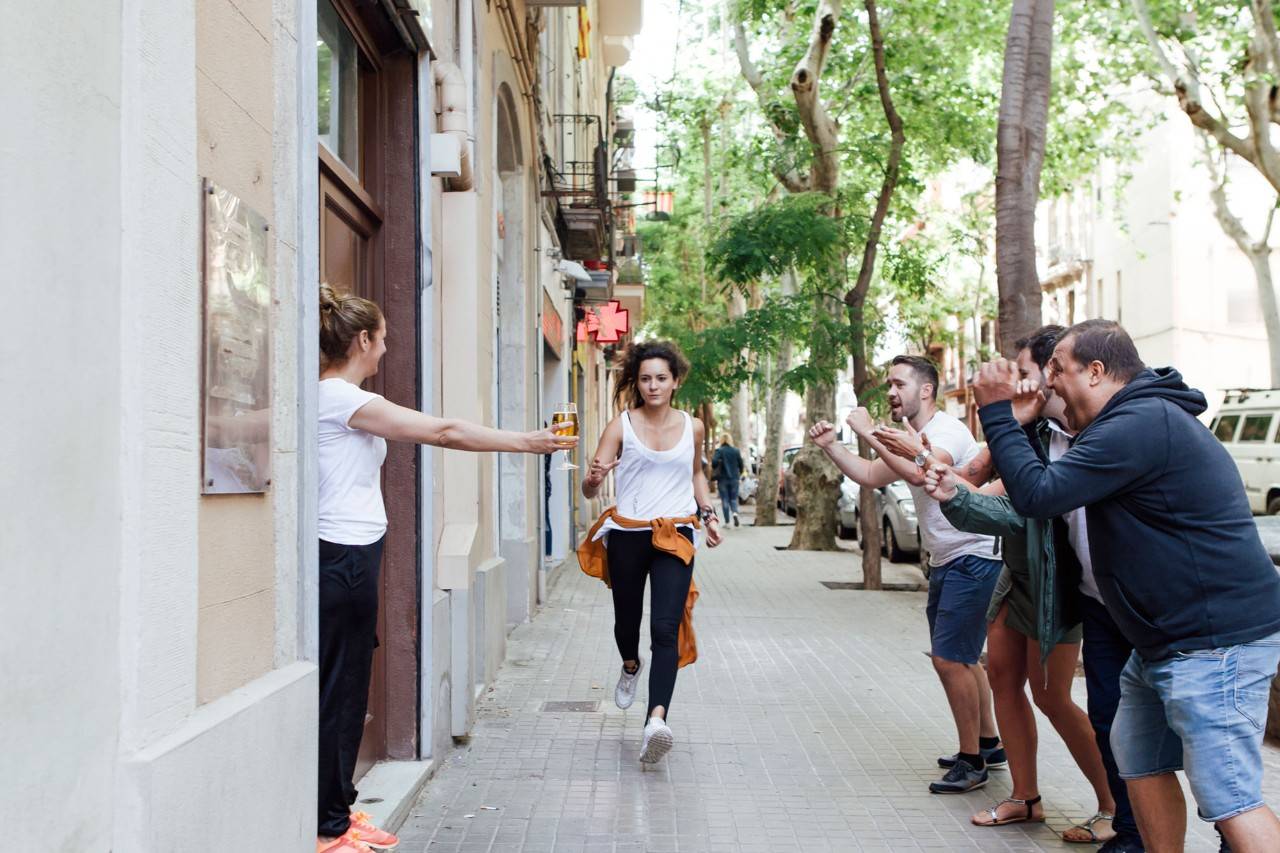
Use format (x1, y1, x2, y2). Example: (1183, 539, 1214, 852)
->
(398, 513, 1280, 852)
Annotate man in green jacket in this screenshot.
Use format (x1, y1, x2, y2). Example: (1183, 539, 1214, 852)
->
(918, 327, 1122, 844)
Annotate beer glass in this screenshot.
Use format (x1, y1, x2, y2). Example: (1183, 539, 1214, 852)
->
(552, 402, 579, 470)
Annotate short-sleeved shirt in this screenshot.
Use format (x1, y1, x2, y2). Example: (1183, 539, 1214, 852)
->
(318, 378, 387, 545)
(906, 411, 999, 567)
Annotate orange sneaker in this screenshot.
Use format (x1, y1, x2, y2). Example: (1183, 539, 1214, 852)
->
(317, 831, 372, 853)
(349, 811, 400, 850)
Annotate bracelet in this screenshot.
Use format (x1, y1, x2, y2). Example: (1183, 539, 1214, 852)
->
(699, 505, 716, 524)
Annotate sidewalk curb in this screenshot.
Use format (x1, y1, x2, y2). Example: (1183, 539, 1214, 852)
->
(354, 759, 436, 833)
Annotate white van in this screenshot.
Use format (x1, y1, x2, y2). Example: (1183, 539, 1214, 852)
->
(1209, 389, 1280, 515)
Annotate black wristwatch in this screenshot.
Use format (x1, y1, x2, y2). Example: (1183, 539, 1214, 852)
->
(699, 504, 717, 524)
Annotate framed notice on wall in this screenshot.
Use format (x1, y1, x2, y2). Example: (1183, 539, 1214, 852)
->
(201, 179, 272, 494)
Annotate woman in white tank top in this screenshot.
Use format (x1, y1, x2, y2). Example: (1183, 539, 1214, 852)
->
(582, 340, 721, 765)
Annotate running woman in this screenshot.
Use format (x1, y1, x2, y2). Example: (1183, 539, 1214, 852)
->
(581, 340, 721, 765)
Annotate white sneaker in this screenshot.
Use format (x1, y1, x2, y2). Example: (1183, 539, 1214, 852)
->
(640, 716, 674, 764)
(615, 659, 643, 709)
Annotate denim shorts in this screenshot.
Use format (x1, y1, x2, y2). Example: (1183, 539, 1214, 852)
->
(1112, 632, 1280, 823)
(926, 555, 1002, 665)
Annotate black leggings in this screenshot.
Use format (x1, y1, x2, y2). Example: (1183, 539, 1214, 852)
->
(607, 528, 694, 720)
(317, 537, 383, 838)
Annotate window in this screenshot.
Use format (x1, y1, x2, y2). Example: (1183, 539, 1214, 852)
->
(1214, 414, 1242, 443)
(318, 0, 360, 176)
(1116, 271, 1122, 324)
(1241, 414, 1275, 442)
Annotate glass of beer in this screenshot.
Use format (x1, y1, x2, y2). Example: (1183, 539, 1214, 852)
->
(552, 402, 579, 470)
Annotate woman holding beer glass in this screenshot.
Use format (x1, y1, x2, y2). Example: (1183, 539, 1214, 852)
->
(316, 285, 574, 853)
(580, 339, 721, 765)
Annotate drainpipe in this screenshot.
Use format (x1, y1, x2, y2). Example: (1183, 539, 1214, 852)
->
(433, 60, 473, 191)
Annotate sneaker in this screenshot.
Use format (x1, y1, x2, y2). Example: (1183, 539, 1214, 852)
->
(615, 659, 644, 709)
(929, 758, 989, 794)
(318, 831, 373, 853)
(349, 811, 399, 850)
(639, 716, 674, 764)
(733, 512, 740, 527)
(938, 743, 1007, 770)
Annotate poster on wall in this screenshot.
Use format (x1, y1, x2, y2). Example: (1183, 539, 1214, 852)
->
(201, 179, 272, 494)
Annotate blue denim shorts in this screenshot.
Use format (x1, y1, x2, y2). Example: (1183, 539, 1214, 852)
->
(926, 555, 1002, 665)
(1112, 632, 1280, 823)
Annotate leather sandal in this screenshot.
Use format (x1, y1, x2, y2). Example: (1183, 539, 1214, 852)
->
(972, 795, 1044, 826)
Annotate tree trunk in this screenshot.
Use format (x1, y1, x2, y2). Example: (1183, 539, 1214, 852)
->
(788, 380, 842, 551)
(756, 270, 797, 527)
(995, 0, 1053, 354)
(1204, 135, 1280, 386)
(729, 289, 751, 449)
(1248, 249, 1280, 387)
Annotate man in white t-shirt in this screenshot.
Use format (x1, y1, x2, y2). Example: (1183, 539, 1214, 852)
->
(809, 355, 1003, 795)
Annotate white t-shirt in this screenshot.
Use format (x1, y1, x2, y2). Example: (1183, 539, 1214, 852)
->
(1047, 422, 1102, 602)
(318, 378, 388, 545)
(906, 411, 999, 567)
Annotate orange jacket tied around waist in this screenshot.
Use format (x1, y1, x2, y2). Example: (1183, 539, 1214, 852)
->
(577, 507, 700, 668)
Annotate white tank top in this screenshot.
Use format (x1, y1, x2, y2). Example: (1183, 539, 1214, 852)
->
(594, 409, 698, 543)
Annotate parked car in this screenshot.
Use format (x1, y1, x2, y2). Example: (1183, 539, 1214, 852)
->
(841, 480, 920, 562)
(1210, 389, 1280, 514)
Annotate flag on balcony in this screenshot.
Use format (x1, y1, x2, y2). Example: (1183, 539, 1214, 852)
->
(577, 7, 591, 59)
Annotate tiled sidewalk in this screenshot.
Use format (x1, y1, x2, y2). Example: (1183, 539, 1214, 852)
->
(398, 516, 1280, 852)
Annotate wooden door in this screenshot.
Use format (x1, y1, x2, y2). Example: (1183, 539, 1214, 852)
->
(320, 153, 387, 780)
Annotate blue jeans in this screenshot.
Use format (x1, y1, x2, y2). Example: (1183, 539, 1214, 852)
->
(717, 478, 740, 522)
(1080, 595, 1142, 845)
(925, 555, 1001, 664)
(1112, 631, 1280, 823)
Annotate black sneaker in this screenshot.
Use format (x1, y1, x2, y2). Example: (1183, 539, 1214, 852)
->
(929, 759, 989, 794)
(733, 513, 740, 527)
(938, 744, 1007, 770)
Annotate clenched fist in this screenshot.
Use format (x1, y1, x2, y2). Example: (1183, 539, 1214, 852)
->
(972, 359, 1019, 407)
(846, 407, 875, 437)
(808, 420, 839, 448)
(923, 463, 960, 502)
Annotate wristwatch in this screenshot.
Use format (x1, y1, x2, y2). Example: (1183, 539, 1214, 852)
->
(913, 451, 932, 468)
(699, 504, 717, 524)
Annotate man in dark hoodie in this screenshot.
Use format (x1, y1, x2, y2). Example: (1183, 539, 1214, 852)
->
(972, 319, 1280, 852)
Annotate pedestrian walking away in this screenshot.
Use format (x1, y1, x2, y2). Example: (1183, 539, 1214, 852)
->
(975, 319, 1280, 852)
(912, 324, 1124, 846)
(711, 433, 744, 527)
(315, 285, 575, 853)
(578, 339, 722, 767)
(809, 354, 1004, 796)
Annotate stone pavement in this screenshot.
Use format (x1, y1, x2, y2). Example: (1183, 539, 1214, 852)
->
(398, 514, 1280, 852)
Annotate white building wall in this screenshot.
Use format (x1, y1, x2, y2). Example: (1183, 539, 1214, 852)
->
(4, 1, 316, 848)
(1059, 102, 1272, 415)
(1, 2, 124, 846)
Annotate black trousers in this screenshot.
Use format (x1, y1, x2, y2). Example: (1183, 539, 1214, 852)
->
(317, 537, 383, 838)
(607, 528, 694, 720)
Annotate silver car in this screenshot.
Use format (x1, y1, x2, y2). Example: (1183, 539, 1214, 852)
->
(840, 480, 920, 562)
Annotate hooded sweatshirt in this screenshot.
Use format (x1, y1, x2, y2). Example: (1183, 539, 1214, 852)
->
(979, 367, 1280, 660)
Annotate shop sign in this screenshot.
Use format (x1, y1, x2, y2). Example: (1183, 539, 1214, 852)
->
(542, 289, 564, 359)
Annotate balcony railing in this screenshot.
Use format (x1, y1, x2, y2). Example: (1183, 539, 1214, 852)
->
(543, 115, 612, 261)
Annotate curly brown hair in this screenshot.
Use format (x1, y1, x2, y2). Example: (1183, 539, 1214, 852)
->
(612, 339, 691, 411)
